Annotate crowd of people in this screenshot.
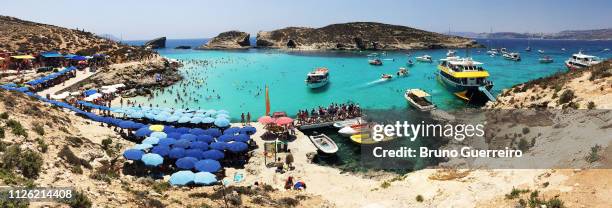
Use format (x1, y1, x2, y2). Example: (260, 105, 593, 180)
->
(295, 102, 361, 124)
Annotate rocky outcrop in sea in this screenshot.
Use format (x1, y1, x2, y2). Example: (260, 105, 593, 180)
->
(255, 22, 479, 50)
(144, 37, 166, 49)
(198, 31, 250, 49)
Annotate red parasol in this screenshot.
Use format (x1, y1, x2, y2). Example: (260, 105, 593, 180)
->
(258, 116, 275, 124)
(275, 117, 293, 126)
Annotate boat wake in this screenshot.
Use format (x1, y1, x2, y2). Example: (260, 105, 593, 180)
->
(366, 78, 390, 85)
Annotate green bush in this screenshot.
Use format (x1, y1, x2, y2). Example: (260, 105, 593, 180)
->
(32, 122, 45, 136)
(152, 181, 170, 193)
(546, 198, 564, 208)
(518, 139, 530, 152)
(36, 138, 48, 153)
(6, 119, 28, 138)
(416, 195, 424, 202)
(0, 127, 4, 139)
(0, 191, 29, 208)
(587, 101, 596, 109)
(58, 145, 92, 173)
(0, 112, 8, 119)
(277, 197, 300, 207)
(586, 145, 601, 163)
(1, 145, 43, 178)
(61, 190, 92, 208)
(505, 187, 529, 199)
(558, 90, 575, 104)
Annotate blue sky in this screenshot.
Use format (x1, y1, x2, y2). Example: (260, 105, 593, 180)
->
(1, 0, 610, 40)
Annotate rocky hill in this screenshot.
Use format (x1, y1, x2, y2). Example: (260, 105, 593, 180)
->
(255, 22, 479, 50)
(144, 37, 166, 49)
(198, 31, 250, 49)
(486, 59, 611, 109)
(0, 15, 154, 63)
(551, 28, 612, 40)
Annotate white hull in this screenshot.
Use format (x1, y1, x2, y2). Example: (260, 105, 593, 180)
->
(333, 117, 362, 128)
(306, 80, 328, 88)
(309, 134, 338, 154)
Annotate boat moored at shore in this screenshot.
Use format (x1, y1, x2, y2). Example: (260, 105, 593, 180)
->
(309, 133, 338, 154)
(437, 56, 495, 105)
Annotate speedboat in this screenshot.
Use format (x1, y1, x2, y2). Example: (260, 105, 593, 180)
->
(437, 56, 495, 105)
(404, 89, 436, 111)
(333, 117, 362, 128)
(406, 60, 414, 66)
(396, 67, 409, 77)
(350, 133, 395, 144)
(486, 49, 498, 56)
(305, 67, 329, 89)
(381, 74, 393, 80)
(416, 55, 432, 62)
(338, 124, 366, 137)
(500, 48, 508, 54)
(446, 50, 456, 57)
(561, 48, 566, 51)
(539, 56, 554, 64)
(538, 49, 545, 54)
(565, 52, 602, 70)
(309, 134, 338, 154)
(503, 52, 521, 61)
(525, 46, 531, 52)
(369, 58, 383, 65)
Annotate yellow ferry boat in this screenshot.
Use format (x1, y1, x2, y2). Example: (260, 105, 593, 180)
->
(437, 56, 495, 105)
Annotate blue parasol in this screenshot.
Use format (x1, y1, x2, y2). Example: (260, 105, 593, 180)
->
(167, 132, 182, 139)
(151, 145, 170, 156)
(190, 128, 206, 135)
(202, 149, 225, 160)
(195, 135, 214, 143)
(135, 127, 152, 137)
(141, 153, 164, 166)
(185, 149, 205, 159)
(209, 142, 226, 151)
(123, 149, 144, 160)
(158, 138, 177, 146)
(227, 142, 248, 153)
(217, 135, 234, 142)
(202, 117, 215, 124)
(190, 141, 209, 150)
(214, 117, 230, 127)
(150, 131, 168, 139)
(217, 110, 229, 115)
(176, 127, 191, 134)
(190, 117, 204, 124)
(194, 172, 217, 185)
(142, 137, 160, 145)
(132, 143, 153, 150)
(239, 126, 257, 135)
(169, 170, 195, 186)
(169, 147, 186, 159)
(204, 128, 221, 138)
(223, 127, 241, 135)
(178, 116, 191, 123)
(166, 115, 180, 123)
(176, 157, 198, 170)
(180, 134, 197, 141)
(234, 134, 250, 143)
(173, 139, 191, 149)
(194, 159, 222, 172)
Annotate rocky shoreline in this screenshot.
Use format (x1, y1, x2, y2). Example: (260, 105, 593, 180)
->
(197, 31, 250, 50)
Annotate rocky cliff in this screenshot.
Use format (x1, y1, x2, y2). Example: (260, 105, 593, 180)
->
(144, 37, 166, 49)
(486, 59, 611, 109)
(255, 22, 479, 50)
(198, 31, 250, 49)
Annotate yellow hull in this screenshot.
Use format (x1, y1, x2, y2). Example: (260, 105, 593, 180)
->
(350, 134, 395, 144)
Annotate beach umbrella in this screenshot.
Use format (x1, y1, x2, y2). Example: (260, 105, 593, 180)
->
(258, 116, 275, 124)
(239, 126, 257, 135)
(190, 141, 209, 150)
(205, 110, 217, 117)
(180, 134, 197, 141)
(227, 142, 248, 153)
(194, 172, 217, 185)
(169, 148, 186, 159)
(209, 142, 226, 151)
(176, 127, 191, 134)
(167, 132, 182, 139)
(185, 149, 205, 159)
(166, 115, 180, 123)
(217, 135, 234, 142)
(169, 170, 195, 186)
(141, 153, 164, 166)
(195, 135, 214, 143)
(118, 121, 137, 129)
(275, 117, 293, 125)
(129, 111, 145, 119)
(135, 127, 152, 137)
(234, 134, 250, 143)
(142, 137, 160, 145)
(202, 117, 215, 124)
(176, 157, 198, 170)
(123, 149, 144, 160)
(190, 117, 204, 124)
(216, 114, 230, 119)
(150, 131, 168, 139)
(173, 139, 191, 149)
(158, 138, 177, 146)
(223, 127, 241, 135)
(217, 110, 229, 115)
(202, 149, 224, 160)
(203, 128, 221, 137)
(163, 126, 177, 133)
(178, 116, 191, 123)
(214, 118, 230, 127)
(151, 145, 170, 156)
(194, 159, 221, 172)
(154, 114, 168, 122)
(132, 144, 153, 150)
(149, 125, 165, 132)
(190, 128, 206, 135)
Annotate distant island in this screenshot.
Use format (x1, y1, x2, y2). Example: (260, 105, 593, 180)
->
(450, 28, 612, 40)
(200, 22, 480, 50)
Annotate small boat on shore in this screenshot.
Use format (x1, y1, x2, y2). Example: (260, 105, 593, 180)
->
(396, 67, 408, 77)
(404, 89, 436, 111)
(333, 117, 362, 128)
(539, 56, 554, 63)
(350, 133, 395, 144)
(416, 55, 433, 63)
(305, 67, 330, 89)
(368, 58, 383, 65)
(309, 133, 338, 154)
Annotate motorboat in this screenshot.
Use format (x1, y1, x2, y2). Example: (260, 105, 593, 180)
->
(404, 89, 436, 111)
(396, 67, 409, 77)
(332, 117, 362, 128)
(338, 124, 367, 137)
(486, 49, 498, 56)
(565, 52, 602, 69)
(350, 133, 395, 144)
(525, 46, 531, 52)
(381, 74, 393, 80)
(446, 50, 456, 57)
(538, 49, 545, 54)
(406, 60, 414, 66)
(503, 52, 521, 61)
(561, 48, 566, 51)
(539, 56, 554, 64)
(437, 56, 495, 105)
(305, 67, 329, 89)
(416, 55, 433, 62)
(369, 58, 383, 65)
(500, 48, 508, 54)
(309, 133, 338, 154)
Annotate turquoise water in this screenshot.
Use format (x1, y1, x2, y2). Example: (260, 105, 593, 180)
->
(126, 39, 612, 119)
